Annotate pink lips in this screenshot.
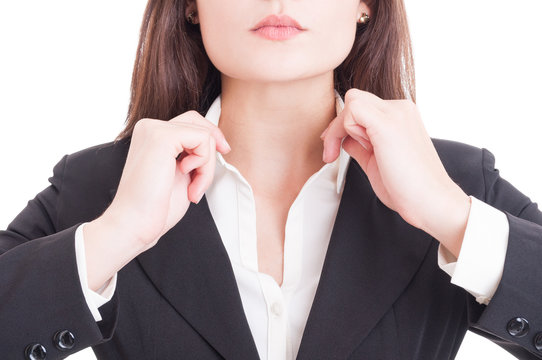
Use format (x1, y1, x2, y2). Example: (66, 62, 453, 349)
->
(251, 14, 305, 41)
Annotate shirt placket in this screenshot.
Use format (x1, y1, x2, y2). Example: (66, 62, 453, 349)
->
(236, 178, 259, 272)
(281, 199, 304, 360)
(232, 170, 288, 359)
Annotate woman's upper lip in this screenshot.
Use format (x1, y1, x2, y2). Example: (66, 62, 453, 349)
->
(251, 14, 305, 31)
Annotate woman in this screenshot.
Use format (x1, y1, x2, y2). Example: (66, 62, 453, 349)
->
(1, 0, 541, 359)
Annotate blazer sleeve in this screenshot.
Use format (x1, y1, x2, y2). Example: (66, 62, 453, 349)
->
(0, 155, 119, 359)
(467, 148, 542, 359)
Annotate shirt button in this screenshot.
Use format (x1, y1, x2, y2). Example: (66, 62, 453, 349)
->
(271, 302, 283, 317)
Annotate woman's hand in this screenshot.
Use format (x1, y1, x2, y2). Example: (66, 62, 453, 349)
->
(83, 111, 230, 290)
(104, 111, 231, 250)
(321, 89, 471, 257)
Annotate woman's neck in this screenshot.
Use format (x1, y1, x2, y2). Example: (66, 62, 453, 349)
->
(218, 71, 337, 196)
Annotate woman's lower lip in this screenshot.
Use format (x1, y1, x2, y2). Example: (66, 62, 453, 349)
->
(252, 26, 303, 41)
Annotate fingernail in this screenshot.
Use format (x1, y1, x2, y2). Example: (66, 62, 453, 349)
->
(320, 126, 330, 139)
(223, 139, 232, 152)
(356, 138, 368, 151)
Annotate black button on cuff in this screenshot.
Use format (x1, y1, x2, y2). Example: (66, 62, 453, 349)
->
(54, 329, 76, 350)
(534, 332, 542, 352)
(25, 343, 47, 360)
(507, 317, 530, 337)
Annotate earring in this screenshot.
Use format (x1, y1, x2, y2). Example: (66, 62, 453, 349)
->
(187, 11, 197, 24)
(358, 12, 370, 24)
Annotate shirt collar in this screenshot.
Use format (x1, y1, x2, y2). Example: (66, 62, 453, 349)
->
(204, 90, 350, 194)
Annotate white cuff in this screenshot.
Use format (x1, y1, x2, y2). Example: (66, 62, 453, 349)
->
(75, 223, 117, 322)
(437, 195, 509, 305)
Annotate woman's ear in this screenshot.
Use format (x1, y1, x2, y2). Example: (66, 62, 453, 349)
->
(357, 1, 371, 19)
(185, 0, 199, 24)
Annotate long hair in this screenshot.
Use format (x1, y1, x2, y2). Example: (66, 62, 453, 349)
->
(117, 0, 416, 140)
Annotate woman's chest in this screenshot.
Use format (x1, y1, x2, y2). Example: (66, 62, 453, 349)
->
(254, 195, 292, 286)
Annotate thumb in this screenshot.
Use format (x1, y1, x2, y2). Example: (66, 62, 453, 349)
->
(342, 136, 372, 175)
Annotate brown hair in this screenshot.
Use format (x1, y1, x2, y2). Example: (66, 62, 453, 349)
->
(117, 0, 416, 140)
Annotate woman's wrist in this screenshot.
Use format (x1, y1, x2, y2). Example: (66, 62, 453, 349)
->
(419, 185, 471, 258)
(83, 212, 148, 291)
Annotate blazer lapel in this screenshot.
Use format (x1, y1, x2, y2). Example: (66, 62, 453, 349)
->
(297, 161, 434, 359)
(108, 151, 433, 359)
(135, 196, 260, 359)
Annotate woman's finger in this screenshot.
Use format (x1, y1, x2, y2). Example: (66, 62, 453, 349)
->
(175, 127, 213, 172)
(166, 125, 212, 160)
(342, 136, 372, 173)
(323, 93, 387, 162)
(170, 111, 231, 154)
(322, 110, 347, 163)
(187, 136, 216, 204)
(342, 101, 385, 145)
(178, 152, 207, 175)
(344, 88, 388, 113)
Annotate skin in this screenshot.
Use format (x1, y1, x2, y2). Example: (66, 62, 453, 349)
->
(194, 0, 369, 285)
(84, 0, 470, 290)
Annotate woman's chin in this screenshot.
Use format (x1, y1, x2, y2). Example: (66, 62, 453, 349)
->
(221, 65, 332, 85)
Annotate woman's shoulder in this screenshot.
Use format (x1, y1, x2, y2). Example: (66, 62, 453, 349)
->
(55, 138, 131, 197)
(59, 138, 132, 185)
(65, 137, 131, 171)
(431, 137, 494, 197)
(49, 138, 132, 227)
(431, 137, 484, 165)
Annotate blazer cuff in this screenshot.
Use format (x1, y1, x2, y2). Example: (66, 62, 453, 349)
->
(438, 195, 509, 305)
(75, 223, 118, 322)
(473, 211, 542, 357)
(0, 224, 119, 357)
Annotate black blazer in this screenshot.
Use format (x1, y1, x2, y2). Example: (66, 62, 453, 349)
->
(1, 137, 542, 360)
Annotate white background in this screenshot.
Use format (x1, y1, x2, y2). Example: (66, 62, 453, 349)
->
(0, 1, 540, 359)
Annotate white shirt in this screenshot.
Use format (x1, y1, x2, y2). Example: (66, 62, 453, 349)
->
(75, 91, 509, 360)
